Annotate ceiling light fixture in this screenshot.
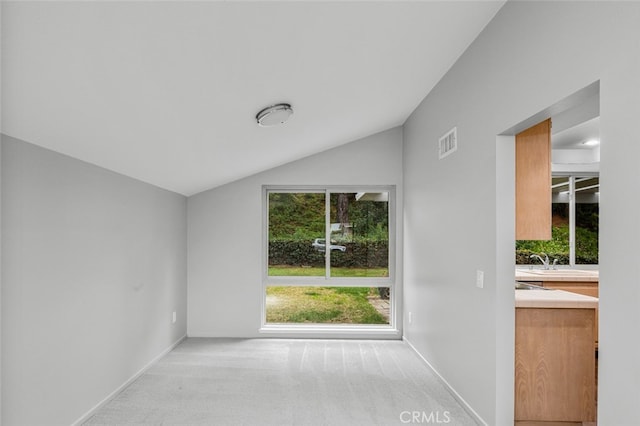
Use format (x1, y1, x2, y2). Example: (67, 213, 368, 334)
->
(256, 103, 293, 127)
(582, 139, 600, 146)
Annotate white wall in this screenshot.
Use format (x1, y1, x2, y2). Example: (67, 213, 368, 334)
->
(0, 131, 3, 425)
(1, 5, 4, 419)
(188, 127, 403, 338)
(1, 135, 188, 425)
(599, 47, 640, 424)
(403, 2, 640, 425)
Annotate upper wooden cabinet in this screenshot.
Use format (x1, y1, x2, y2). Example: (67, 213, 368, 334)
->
(516, 119, 552, 240)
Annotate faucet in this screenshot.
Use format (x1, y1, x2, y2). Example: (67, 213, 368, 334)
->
(530, 253, 550, 270)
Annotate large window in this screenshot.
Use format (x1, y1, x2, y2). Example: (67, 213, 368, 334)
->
(516, 174, 599, 266)
(264, 187, 394, 327)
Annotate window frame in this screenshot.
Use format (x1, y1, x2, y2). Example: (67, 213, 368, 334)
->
(261, 185, 397, 333)
(551, 172, 599, 267)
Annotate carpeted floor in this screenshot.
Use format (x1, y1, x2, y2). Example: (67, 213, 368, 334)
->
(84, 338, 480, 425)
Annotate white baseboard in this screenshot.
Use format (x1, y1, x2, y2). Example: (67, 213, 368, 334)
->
(403, 336, 487, 426)
(72, 334, 187, 426)
(188, 329, 402, 339)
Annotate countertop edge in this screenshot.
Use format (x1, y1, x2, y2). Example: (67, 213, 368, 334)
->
(515, 269, 599, 282)
(515, 289, 599, 309)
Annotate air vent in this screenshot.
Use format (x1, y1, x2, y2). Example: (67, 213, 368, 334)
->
(438, 127, 458, 160)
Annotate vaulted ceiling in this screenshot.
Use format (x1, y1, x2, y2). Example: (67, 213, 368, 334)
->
(2, 1, 506, 195)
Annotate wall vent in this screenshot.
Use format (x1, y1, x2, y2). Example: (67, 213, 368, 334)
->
(438, 127, 458, 159)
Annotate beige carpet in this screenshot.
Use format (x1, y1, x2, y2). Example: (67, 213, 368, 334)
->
(84, 338, 480, 425)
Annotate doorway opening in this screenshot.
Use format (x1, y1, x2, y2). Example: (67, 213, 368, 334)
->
(499, 80, 601, 424)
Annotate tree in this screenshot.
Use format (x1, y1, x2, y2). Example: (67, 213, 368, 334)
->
(336, 193, 350, 234)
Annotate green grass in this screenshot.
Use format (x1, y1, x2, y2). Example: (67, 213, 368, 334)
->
(268, 265, 389, 277)
(266, 286, 388, 324)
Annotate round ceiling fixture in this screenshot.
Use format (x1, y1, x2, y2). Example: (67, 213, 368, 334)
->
(256, 103, 293, 127)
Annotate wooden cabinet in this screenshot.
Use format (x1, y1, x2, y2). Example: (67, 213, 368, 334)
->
(540, 280, 598, 298)
(542, 280, 599, 346)
(515, 119, 552, 240)
(515, 306, 596, 422)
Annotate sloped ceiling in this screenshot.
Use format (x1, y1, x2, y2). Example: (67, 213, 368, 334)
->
(1, 1, 505, 195)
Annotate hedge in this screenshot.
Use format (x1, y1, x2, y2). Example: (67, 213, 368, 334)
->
(269, 241, 389, 268)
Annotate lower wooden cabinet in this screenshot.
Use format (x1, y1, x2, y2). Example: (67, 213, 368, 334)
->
(515, 307, 596, 423)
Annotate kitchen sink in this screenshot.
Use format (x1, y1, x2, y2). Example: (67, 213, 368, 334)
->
(517, 269, 598, 276)
(515, 282, 548, 290)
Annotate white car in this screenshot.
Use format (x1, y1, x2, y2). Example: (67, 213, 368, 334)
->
(312, 238, 346, 252)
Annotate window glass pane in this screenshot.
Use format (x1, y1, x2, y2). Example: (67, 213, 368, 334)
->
(266, 286, 389, 324)
(575, 177, 599, 264)
(329, 192, 389, 278)
(550, 202, 570, 265)
(268, 192, 325, 276)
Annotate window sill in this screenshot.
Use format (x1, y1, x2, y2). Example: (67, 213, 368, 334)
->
(259, 324, 401, 339)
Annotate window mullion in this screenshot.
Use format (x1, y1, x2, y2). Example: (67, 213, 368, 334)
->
(569, 176, 576, 266)
(325, 190, 331, 279)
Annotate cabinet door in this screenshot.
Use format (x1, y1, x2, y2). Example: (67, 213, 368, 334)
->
(515, 307, 596, 422)
(515, 119, 552, 240)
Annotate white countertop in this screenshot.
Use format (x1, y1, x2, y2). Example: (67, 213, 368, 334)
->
(515, 289, 599, 309)
(515, 268, 599, 282)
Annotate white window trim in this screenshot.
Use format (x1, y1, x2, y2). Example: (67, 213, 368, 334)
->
(260, 185, 398, 336)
